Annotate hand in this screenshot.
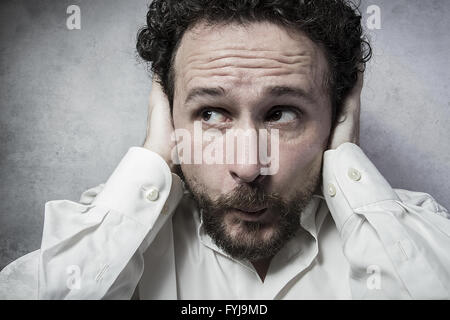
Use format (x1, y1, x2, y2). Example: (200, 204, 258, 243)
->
(142, 76, 176, 171)
(328, 70, 364, 150)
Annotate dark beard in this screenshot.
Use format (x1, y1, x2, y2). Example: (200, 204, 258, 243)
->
(183, 174, 319, 261)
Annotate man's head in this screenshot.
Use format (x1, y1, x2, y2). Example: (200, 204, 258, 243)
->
(137, 0, 371, 261)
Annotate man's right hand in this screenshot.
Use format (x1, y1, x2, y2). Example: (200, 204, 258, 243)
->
(142, 76, 177, 171)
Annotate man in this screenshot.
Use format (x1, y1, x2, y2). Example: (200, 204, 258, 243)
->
(1, 0, 449, 299)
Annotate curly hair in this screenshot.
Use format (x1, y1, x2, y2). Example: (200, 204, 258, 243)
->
(136, 0, 372, 119)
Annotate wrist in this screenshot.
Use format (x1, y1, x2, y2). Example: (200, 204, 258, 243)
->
(142, 142, 175, 173)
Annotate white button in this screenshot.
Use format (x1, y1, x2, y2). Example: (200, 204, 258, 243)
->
(328, 183, 336, 197)
(348, 168, 361, 181)
(143, 186, 159, 201)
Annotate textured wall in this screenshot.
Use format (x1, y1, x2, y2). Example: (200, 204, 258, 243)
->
(0, 0, 449, 270)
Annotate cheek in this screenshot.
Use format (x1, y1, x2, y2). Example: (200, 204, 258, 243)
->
(278, 143, 321, 176)
(272, 130, 326, 192)
(178, 131, 232, 195)
(181, 162, 232, 198)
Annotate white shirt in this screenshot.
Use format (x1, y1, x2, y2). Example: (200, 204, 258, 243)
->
(0, 143, 449, 300)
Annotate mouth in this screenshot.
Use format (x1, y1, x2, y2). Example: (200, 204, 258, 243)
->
(231, 207, 269, 222)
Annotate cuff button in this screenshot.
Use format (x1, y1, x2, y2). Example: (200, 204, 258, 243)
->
(327, 183, 336, 197)
(348, 167, 361, 181)
(142, 186, 160, 201)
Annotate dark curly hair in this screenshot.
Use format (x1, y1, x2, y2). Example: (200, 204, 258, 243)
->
(136, 0, 372, 120)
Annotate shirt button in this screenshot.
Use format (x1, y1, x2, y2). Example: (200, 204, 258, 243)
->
(143, 186, 159, 201)
(348, 167, 361, 181)
(327, 183, 336, 197)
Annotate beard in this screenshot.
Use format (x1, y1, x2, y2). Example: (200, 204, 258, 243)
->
(182, 169, 321, 261)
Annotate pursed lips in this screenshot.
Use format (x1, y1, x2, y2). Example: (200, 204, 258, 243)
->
(231, 206, 269, 222)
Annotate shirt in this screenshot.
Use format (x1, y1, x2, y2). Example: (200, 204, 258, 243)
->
(0, 142, 449, 299)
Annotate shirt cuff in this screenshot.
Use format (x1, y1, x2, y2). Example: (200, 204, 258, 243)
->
(92, 147, 180, 228)
(322, 142, 400, 232)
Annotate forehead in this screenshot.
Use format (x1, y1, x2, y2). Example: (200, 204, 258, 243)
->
(173, 21, 329, 99)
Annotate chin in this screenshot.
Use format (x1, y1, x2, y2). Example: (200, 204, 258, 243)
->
(206, 212, 287, 261)
(224, 213, 279, 244)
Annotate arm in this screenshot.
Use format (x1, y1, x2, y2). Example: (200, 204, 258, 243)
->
(325, 71, 450, 299)
(1, 76, 180, 300)
(39, 76, 180, 299)
(38, 147, 183, 299)
(0, 148, 182, 300)
(323, 143, 450, 299)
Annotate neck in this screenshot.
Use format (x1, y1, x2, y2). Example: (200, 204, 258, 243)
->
(251, 257, 273, 282)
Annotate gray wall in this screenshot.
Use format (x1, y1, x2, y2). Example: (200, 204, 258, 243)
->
(0, 0, 449, 270)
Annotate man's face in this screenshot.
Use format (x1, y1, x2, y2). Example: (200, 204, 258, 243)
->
(172, 21, 332, 261)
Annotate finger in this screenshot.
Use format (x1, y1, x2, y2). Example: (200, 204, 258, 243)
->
(340, 70, 364, 118)
(149, 75, 170, 108)
(352, 69, 364, 97)
(147, 75, 170, 127)
(146, 75, 162, 139)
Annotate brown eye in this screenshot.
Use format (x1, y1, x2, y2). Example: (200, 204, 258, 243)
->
(266, 108, 298, 123)
(200, 109, 228, 124)
(202, 110, 213, 122)
(268, 110, 283, 122)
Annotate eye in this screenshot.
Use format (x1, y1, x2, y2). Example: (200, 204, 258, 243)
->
(265, 107, 300, 124)
(200, 108, 228, 124)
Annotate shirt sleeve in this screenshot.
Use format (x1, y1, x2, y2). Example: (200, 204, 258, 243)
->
(322, 142, 450, 299)
(37, 147, 184, 299)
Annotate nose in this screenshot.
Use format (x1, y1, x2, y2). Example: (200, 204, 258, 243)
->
(229, 163, 265, 184)
(226, 117, 267, 184)
(227, 130, 265, 184)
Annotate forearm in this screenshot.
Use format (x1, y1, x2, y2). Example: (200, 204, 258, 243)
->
(38, 147, 183, 299)
(323, 143, 450, 299)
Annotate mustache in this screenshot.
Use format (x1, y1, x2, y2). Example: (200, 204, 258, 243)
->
(204, 184, 288, 215)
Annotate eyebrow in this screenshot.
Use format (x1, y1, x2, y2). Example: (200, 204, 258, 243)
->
(184, 87, 226, 105)
(184, 85, 313, 105)
(265, 85, 313, 102)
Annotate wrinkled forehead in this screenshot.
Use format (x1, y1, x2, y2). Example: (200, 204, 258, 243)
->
(173, 21, 330, 97)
